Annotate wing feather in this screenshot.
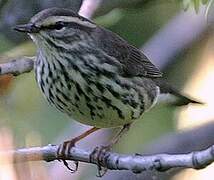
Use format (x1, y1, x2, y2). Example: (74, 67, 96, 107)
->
(94, 27, 162, 78)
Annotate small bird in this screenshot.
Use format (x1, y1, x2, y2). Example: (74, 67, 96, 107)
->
(14, 7, 201, 171)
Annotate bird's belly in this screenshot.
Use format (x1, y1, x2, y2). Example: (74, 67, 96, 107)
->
(47, 77, 144, 128)
(35, 58, 159, 128)
(65, 93, 138, 128)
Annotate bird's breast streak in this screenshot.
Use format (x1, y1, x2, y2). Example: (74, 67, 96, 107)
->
(35, 50, 158, 128)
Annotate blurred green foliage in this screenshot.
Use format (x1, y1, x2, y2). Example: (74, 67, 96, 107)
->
(0, 35, 14, 53)
(108, 1, 178, 47)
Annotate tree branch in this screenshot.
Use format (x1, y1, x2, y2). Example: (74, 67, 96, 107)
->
(0, 57, 34, 76)
(2, 144, 214, 173)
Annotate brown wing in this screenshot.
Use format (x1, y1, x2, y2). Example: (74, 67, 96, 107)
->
(94, 27, 162, 78)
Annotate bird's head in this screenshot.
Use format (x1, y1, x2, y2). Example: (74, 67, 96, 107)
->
(14, 8, 96, 47)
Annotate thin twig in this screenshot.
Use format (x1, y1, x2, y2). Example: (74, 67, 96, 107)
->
(1, 144, 214, 173)
(0, 57, 34, 76)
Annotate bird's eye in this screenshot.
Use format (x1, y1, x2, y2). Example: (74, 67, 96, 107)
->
(54, 21, 65, 30)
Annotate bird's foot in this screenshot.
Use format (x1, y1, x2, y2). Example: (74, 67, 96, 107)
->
(90, 145, 112, 177)
(56, 127, 100, 173)
(57, 139, 79, 173)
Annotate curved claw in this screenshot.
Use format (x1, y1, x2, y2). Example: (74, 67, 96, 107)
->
(62, 160, 79, 173)
(57, 140, 79, 173)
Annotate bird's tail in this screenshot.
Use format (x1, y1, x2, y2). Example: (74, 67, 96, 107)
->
(153, 79, 203, 106)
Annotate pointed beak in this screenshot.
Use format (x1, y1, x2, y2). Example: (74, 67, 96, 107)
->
(14, 24, 39, 33)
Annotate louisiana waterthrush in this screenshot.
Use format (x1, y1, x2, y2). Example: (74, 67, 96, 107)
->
(14, 7, 202, 172)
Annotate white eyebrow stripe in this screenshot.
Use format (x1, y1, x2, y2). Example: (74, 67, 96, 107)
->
(40, 16, 96, 28)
